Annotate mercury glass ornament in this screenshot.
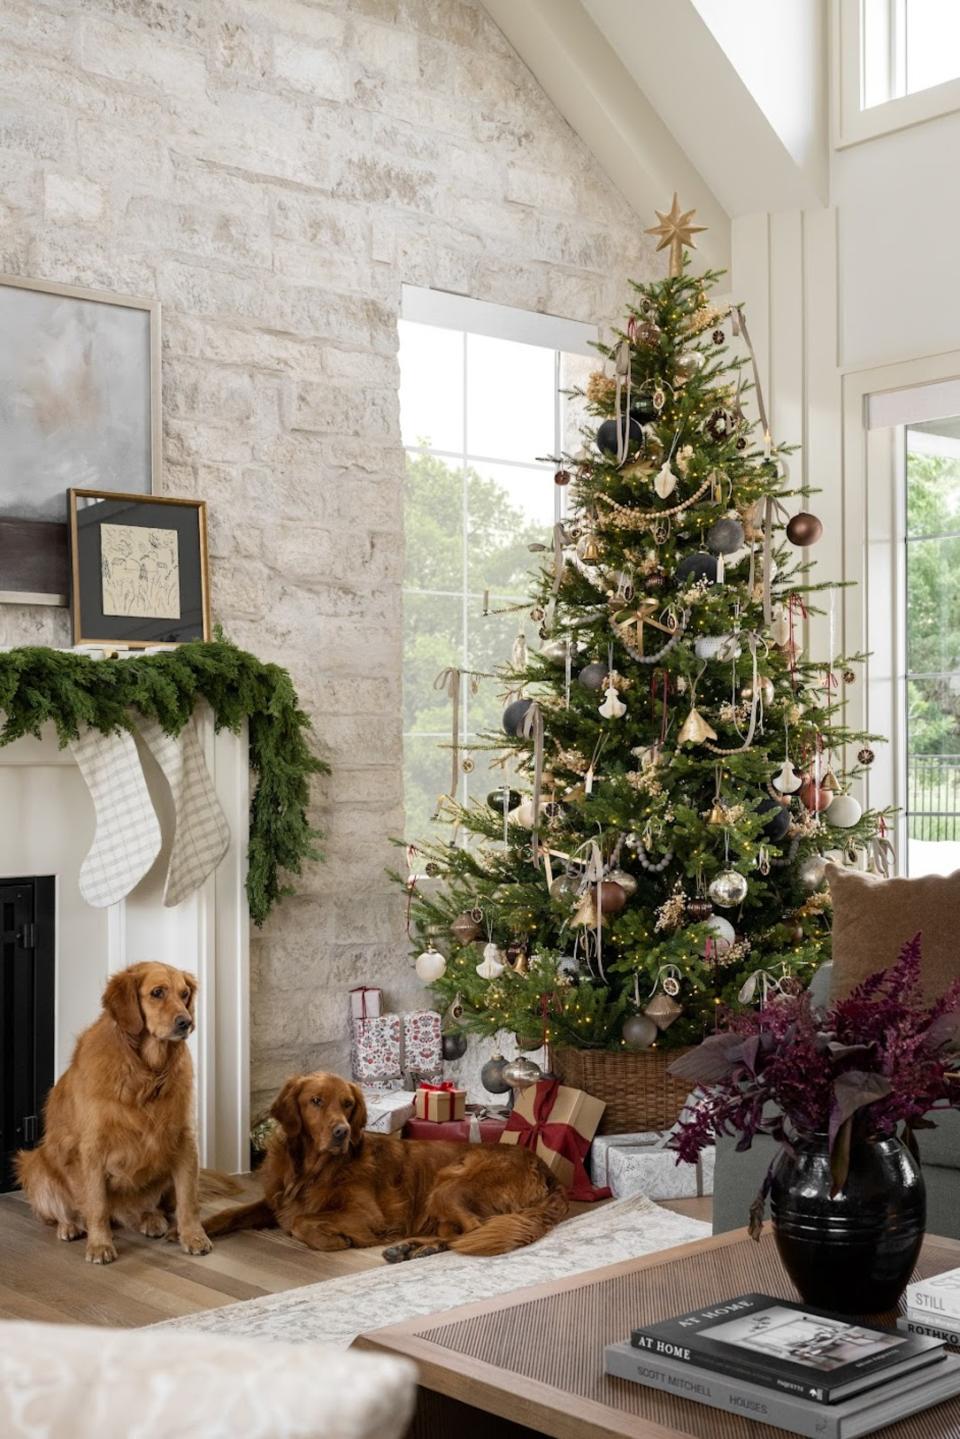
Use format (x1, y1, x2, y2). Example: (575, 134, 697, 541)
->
(708, 869, 748, 908)
(622, 1014, 658, 1050)
(578, 661, 609, 691)
(441, 1032, 467, 1061)
(606, 868, 637, 898)
(549, 873, 580, 903)
(674, 349, 704, 384)
(644, 993, 683, 1030)
(556, 955, 581, 982)
(502, 1056, 542, 1090)
(741, 677, 775, 706)
(635, 319, 662, 346)
(451, 911, 482, 945)
(798, 854, 828, 891)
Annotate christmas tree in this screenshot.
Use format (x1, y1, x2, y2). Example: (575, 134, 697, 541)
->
(402, 197, 890, 1058)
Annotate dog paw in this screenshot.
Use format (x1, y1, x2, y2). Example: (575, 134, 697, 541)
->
(179, 1228, 212, 1256)
(85, 1240, 118, 1265)
(57, 1221, 85, 1242)
(382, 1241, 417, 1264)
(409, 1242, 447, 1261)
(138, 1212, 169, 1239)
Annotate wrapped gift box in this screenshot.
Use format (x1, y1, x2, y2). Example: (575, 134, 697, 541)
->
(590, 1131, 715, 1200)
(403, 1114, 508, 1144)
(348, 986, 382, 1021)
(501, 1079, 606, 1198)
(362, 1087, 416, 1135)
(413, 1082, 466, 1122)
(350, 1013, 402, 1083)
(403, 1010, 442, 1079)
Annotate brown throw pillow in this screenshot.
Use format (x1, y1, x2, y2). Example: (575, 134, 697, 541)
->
(827, 862, 960, 1002)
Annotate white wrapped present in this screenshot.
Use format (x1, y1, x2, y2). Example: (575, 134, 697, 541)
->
(589, 1131, 715, 1201)
(362, 1088, 416, 1134)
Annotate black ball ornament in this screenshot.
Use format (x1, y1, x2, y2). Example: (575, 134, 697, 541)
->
(631, 394, 658, 423)
(596, 416, 643, 459)
(706, 516, 745, 555)
(675, 552, 718, 584)
(487, 787, 521, 812)
(442, 1032, 468, 1061)
(758, 794, 792, 842)
(578, 661, 609, 691)
(480, 1054, 512, 1094)
(502, 698, 533, 736)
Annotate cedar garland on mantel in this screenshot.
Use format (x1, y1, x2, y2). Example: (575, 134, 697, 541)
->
(0, 638, 328, 925)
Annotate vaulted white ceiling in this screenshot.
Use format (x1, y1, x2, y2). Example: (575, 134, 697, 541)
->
(481, 0, 829, 273)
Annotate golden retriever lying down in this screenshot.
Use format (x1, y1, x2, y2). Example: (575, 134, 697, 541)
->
(206, 1071, 568, 1261)
(17, 961, 213, 1265)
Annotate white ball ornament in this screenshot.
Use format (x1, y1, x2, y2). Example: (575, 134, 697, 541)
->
(826, 793, 863, 828)
(415, 944, 447, 983)
(511, 795, 536, 828)
(700, 914, 735, 957)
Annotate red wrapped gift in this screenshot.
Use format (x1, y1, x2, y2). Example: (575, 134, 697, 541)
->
(403, 1115, 508, 1144)
(413, 1080, 466, 1123)
(501, 1078, 610, 1202)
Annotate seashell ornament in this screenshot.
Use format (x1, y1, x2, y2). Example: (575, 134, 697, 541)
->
(476, 943, 505, 979)
(772, 758, 802, 794)
(599, 681, 627, 719)
(654, 462, 677, 499)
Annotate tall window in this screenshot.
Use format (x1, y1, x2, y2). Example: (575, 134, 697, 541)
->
(903, 418, 960, 874)
(399, 288, 595, 840)
(862, 0, 960, 109)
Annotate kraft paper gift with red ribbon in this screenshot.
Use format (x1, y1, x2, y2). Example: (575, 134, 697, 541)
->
(500, 1078, 609, 1201)
(414, 1080, 466, 1123)
(403, 1114, 508, 1143)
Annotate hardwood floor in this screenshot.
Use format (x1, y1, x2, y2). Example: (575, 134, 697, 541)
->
(0, 1182, 713, 1329)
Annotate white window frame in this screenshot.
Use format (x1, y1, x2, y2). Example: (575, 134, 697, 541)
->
(834, 0, 960, 148)
(843, 350, 960, 872)
(399, 286, 597, 829)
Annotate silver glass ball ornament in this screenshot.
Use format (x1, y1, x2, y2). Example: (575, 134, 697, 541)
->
(480, 1053, 512, 1095)
(622, 1014, 658, 1050)
(798, 854, 828, 891)
(674, 350, 704, 385)
(708, 869, 749, 908)
(502, 1056, 543, 1090)
(578, 661, 609, 691)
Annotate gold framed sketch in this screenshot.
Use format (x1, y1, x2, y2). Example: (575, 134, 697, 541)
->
(0, 274, 161, 606)
(68, 489, 210, 649)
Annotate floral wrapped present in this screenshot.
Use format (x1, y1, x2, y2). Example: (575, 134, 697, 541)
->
(590, 1131, 715, 1200)
(413, 1080, 466, 1123)
(350, 1013, 402, 1084)
(403, 1010, 442, 1079)
(501, 1078, 608, 1201)
(348, 985, 382, 1021)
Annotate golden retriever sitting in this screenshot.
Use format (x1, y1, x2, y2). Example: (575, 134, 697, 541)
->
(206, 1071, 568, 1261)
(17, 961, 212, 1265)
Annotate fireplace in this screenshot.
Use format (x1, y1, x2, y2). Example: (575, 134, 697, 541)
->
(0, 713, 250, 1173)
(0, 876, 54, 1191)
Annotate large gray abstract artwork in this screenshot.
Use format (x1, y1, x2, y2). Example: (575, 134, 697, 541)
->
(0, 279, 154, 522)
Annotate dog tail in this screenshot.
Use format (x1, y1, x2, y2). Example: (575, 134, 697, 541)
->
(199, 1169, 244, 1200)
(447, 1187, 569, 1257)
(203, 1199, 277, 1237)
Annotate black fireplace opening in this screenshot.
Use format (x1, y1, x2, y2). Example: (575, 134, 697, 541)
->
(1, 877, 55, 1192)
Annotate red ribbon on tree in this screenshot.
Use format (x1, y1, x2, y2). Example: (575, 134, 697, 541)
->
(503, 1079, 610, 1202)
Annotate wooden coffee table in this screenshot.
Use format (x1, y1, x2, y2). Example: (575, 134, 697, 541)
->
(353, 1228, 960, 1439)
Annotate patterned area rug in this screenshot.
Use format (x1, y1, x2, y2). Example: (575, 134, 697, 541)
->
(156, 1193, 708, 1348)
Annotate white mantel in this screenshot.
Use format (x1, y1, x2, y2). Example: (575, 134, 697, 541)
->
(0, 708, 249, 1171)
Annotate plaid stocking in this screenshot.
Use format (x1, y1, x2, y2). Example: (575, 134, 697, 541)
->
(69, 725, 162, 908)
(136, 715, 230, 907)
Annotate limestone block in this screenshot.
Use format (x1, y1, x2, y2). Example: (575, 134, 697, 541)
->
(79, 18, 207, 99)
(273, 34, 350, 101)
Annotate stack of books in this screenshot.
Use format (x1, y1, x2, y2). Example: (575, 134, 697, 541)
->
(605, 1292, 960, 1437)
(900, 1267, 960, 1346)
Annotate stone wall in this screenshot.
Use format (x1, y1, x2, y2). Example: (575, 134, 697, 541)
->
(0, 0, 654, 1112)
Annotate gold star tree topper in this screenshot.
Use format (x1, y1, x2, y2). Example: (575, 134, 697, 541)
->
(645, 194, 706, 277)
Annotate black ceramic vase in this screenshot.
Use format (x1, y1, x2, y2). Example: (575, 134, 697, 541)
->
(770, 1134, 925, 1314)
